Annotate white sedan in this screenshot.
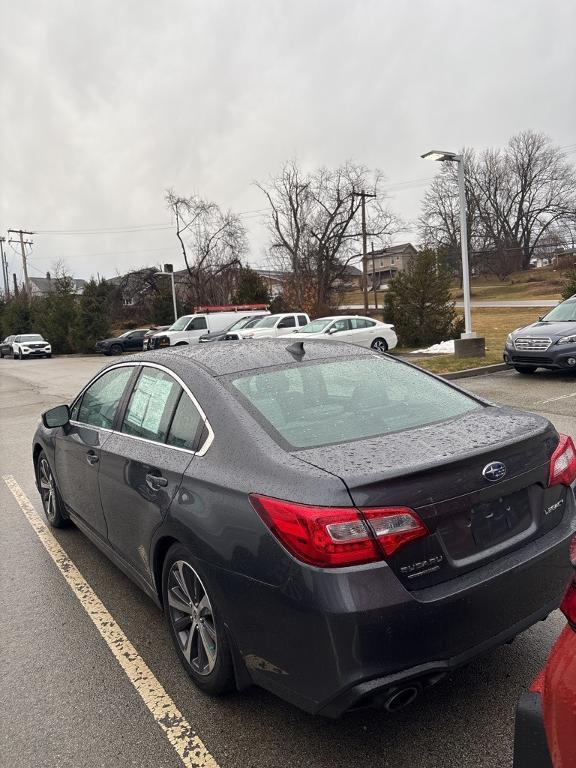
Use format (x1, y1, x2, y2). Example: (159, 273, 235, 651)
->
(289, 315, 397, 352)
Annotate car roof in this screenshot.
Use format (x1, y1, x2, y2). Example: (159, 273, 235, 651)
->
(136, 338, 372, 377)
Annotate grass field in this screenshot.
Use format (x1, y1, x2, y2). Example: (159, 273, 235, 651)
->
(342, 266, 565, 306)
(400, 306, 542, 374)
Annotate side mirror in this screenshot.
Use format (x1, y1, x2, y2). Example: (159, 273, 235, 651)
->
(538, 315, 544, 322)
(327, 327, 338, 335)
(42, 404, 70, 429)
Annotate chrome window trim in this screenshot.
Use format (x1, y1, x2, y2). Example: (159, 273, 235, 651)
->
(69, 360, 214, 457)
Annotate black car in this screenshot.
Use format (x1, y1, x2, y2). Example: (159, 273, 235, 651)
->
(95, 328, 149, 355)
(198, 314, 269, 343)
(33, 340, 576, 716)
(504, 295, 576, 374)
(0, 335, 15, 357)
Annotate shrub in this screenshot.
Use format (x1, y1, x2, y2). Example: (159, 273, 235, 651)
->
(383, 249, 462, 347)
(560, 268, 576, 301)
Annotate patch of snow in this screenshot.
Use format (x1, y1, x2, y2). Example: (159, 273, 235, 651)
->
(410, 340, 455, 354)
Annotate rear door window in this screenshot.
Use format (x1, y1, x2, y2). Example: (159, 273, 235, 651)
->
(297, 315, 308, 326)
(122, 367, 181, 442)
(166, 394, 203, 451)
(77, 367, 134, 429)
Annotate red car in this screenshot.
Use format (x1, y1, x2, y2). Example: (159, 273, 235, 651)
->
(513, 534, 576, 768)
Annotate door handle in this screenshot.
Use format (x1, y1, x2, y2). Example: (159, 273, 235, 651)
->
(86, 451, 99, 465)
(146, 473, 168, 490)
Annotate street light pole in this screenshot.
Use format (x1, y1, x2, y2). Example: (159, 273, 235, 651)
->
(170, 271, 177, 322)
(456, 157, 473, 338)
(421, 150, 475, 339)
(155, 265, 178, 322)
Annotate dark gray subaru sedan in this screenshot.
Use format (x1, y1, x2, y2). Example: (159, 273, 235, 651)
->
(33, 340, 576, 716)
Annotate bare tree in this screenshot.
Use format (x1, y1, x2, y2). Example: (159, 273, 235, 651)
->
(419, 132, 576, 274)
(256, 161, 400, 314)
(166, 190, 247, 306)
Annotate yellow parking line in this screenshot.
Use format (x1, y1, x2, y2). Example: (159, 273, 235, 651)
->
(3, 475, 219, 768)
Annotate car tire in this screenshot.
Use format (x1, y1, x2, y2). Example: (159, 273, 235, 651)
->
(514, 366, 537, 375)
(46, 354, 52, 358)
(18, 350, 23, 360)
(371, 337, 388, 353)
(36, 451, 69, 528)
(162, 544, 234, 695)
(110, 344, 123, 356)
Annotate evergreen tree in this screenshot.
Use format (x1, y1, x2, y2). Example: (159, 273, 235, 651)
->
(150, 279, 176, 324)
(33, 274, 78, 354)
(560, 267, 576, 301)
(2, 294, 33, 337)
(75, 279, 113, 352)
(384, 249, 463, 347)
(233, 266, 270, 304)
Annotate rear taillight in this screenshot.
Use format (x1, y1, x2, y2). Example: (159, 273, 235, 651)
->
(548, 434, 576, 487)
(249, 494, 427, 568)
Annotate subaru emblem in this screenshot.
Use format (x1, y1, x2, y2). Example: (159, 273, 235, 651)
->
(482, 461, 507, 482)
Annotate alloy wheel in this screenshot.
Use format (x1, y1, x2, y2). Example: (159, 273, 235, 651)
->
(167, 561, 218, 676)
(371, 338, 388, 353)
(39, 458, 57, 522)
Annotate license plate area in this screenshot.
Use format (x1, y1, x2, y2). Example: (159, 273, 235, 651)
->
(469, 489, 531, 549)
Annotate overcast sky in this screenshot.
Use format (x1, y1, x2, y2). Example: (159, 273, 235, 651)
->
(1, 0, 575, 284)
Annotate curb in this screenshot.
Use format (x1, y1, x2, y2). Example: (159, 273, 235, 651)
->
(441, 363, 509, 380)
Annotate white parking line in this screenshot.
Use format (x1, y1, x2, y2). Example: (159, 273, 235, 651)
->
(3, 475, 219, 768)
(532, 391, 576, 406)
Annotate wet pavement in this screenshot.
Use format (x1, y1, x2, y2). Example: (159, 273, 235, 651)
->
(1, 356, 574, 768)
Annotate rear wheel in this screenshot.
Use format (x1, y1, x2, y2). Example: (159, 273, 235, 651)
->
(514, 365, 537, 375)
(371, 337, 388, 353)
(36, 452, 68, 527)
(162, 544, 233, 695)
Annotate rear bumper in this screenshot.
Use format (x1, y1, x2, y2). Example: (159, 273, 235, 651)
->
(211, 496, 576, 716)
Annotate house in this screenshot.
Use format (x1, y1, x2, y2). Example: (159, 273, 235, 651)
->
(334, 264, 363, 289)
(254, 269, 287, 299)
(29, 272, 87, 297)
(364, 243, 417, 286)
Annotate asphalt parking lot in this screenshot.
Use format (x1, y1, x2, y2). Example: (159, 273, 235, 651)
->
(1, 356, 575, 768)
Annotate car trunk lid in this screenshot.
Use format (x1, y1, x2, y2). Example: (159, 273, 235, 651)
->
(296, 406, 565, 587)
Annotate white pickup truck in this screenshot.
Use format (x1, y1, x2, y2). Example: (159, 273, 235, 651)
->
(240, 313, 310, 338)
(148, 309, 269, 349)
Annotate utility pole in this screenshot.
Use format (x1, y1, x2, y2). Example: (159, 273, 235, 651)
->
(8, 229, 34, 295)
(13, 273, 19, 296)
(0, 237, 9, 298)
(353, 191, 377, 314)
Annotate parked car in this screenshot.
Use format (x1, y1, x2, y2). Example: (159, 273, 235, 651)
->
(0, 335, 15, 357)
(513, 535, 576, 768)
(33, 339, 576, 716)
(149, 310, 269, 349)
(504, 295, 576, 374)
(240, 312, 310, 338)
(10, 334, 52, 359)
(289, 315, 397, 352)
(143, 325, 170, 351)
(198, 313, 271, 343)
(95, 328, 150, 356)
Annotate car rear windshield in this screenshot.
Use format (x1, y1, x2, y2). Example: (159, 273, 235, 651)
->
(231, 357, 480, 449)
(541, 300, 576, 322)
